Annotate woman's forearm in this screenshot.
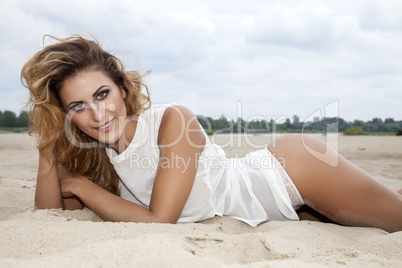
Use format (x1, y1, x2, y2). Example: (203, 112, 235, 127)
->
(35, 177, 64, 209)
(35, 155, 64, 209)
(69, 177, 163, 223)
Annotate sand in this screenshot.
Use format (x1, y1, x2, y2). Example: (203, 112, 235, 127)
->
(0, 133, 401, 267)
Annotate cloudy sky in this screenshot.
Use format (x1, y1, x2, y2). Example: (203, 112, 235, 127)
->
(1, 0, 402, 122)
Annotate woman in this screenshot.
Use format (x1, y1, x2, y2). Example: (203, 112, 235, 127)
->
(21, 34, 402, 232)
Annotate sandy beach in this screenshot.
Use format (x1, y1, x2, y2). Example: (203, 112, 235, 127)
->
(0, 133, 401, 267)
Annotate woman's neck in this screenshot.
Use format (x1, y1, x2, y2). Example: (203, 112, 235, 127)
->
(113, 117, 138, 154)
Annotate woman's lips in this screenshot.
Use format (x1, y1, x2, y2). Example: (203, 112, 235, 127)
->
(96, 118, 115, 133)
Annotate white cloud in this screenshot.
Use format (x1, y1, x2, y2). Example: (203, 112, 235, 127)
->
(0, 0, 401, 121)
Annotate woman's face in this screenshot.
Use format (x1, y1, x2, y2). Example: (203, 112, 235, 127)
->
(59, 70, 128, 147)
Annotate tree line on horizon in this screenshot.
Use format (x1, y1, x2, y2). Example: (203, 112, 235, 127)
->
(196, 114, 402, 135)
(0, 110, 29, 129)
(1, 110, 401, 135)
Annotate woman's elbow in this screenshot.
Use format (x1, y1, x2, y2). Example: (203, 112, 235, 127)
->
(149, 212, 179, 224)
(34, 200, 63, 210)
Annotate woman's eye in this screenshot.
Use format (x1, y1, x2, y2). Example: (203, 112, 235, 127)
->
(71, 103, 87, 112)
(96, 90, 109, 100)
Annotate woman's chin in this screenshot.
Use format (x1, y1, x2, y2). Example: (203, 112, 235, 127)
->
(97, 131, 128, 150)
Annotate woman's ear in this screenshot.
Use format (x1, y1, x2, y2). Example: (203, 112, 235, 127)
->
(120, 87, 127, 99)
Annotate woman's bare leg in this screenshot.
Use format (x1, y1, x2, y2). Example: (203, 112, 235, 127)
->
(268, 134, 402, 232)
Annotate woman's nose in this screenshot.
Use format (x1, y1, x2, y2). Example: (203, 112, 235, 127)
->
(89, 103, 106, 122)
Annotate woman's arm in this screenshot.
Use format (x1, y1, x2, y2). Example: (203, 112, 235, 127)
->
(35, 154, 64, 209)
(60, 105, 206, 223)
(35, 154, 84, 210)
(150, 105, 206, 222)
(61, 177, 155, 222)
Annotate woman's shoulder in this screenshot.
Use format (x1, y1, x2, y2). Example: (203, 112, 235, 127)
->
(158, 104, 205, 147)
(159, 105, 197, 129)
(141, 104, 192, 119)
(163, 104, 195, 118)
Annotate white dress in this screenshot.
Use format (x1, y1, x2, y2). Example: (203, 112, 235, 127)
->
(106, 104, 304, 227)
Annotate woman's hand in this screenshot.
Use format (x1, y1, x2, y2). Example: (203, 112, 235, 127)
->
(58, 175, 87, 210)
(59, 176, 86, 198)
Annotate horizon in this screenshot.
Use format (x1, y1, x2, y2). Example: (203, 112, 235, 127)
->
(1, 107, 401, 125)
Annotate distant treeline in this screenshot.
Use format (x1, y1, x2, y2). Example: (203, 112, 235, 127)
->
(196, 115, 402, 135)
(1, 110, 402, 135)
(0, 110, 30, 128)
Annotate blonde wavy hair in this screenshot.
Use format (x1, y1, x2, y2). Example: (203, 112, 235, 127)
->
(21, 34, 151, 195)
